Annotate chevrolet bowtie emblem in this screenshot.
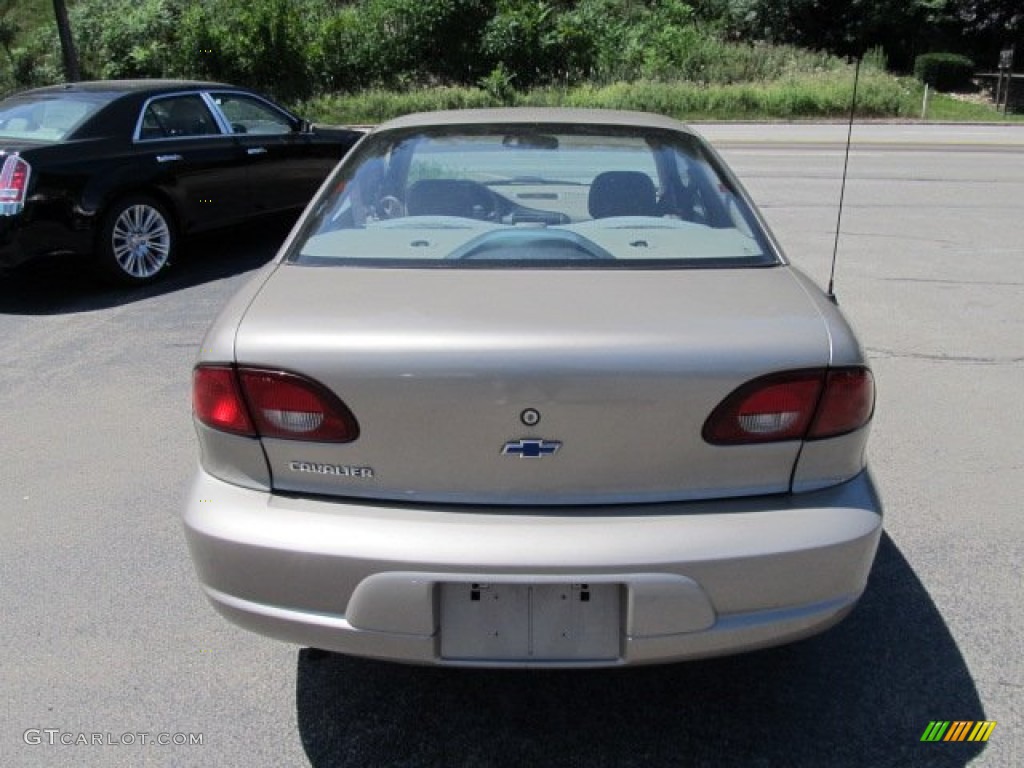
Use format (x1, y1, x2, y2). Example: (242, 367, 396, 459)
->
(502, 438, 562, 458)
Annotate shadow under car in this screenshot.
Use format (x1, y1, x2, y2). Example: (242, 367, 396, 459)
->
(295, 533, 987, 768)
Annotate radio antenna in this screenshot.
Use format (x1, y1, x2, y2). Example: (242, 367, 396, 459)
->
(828, 56, 861, 301)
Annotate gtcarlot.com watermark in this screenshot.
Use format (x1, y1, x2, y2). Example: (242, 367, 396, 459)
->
(24, 729, 204, 747)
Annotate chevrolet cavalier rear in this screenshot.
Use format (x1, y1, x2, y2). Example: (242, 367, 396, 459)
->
(184, 109, 882, 667)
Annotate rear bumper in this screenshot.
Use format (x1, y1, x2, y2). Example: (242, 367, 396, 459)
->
(0, 211, 92, 270)
(0, 217, 31, 269)
(183, 469, 883, 667)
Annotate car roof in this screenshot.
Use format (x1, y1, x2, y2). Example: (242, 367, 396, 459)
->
(375, 108, 697, 136)
(15, 79, 235, 99)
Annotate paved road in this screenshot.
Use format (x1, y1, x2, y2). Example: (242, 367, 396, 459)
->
(1, 124, 1021, 767)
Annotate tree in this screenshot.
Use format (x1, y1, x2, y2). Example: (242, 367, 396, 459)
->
(52, 0, 81, 80)
(951, 0, 1023, 65)
(744, 0, 929, 56)
(0, 1, 17, 63)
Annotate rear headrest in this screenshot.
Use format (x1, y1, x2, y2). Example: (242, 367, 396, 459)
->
(588, 171, 657, 219)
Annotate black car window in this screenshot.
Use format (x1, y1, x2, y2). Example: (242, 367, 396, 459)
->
(140, 95, 221, 140)
(210, 93, 292, 136)
(0, 96, 105, 142)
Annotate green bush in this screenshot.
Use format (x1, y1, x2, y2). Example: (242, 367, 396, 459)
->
(174, 0, 323, 99)
(481, 1, 561, 87)
(7, 23, 63, 88)
(0, 2, 21, 93)
(71, 0, 185, 80)
(314, 0, 493, 91)
(914, 53, 975, 92)
(479, 63, 517, 104)
(479, 0, 625, 87)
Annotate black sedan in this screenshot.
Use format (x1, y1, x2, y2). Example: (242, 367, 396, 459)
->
(0, 80, 363, 283)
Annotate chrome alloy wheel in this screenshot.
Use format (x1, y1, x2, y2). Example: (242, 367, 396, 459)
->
(110, 204, 172, 279)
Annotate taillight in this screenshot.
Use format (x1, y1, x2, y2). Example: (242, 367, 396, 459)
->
(703, 367, 873, 445)
(0, 154, 31, 215)
(193, 365, 359, 442)
(808, 368, 875, 439)
(193, 366, 256, 436)
(238, 369, 359, 441)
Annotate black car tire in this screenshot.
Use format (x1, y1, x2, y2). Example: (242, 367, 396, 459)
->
(96, 196, 177, 284)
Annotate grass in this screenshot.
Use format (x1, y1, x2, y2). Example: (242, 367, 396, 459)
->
(921, 92, 1023, 121)
(298, 71, 1020, 125)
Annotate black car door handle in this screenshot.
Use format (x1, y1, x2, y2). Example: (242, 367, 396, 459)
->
(156, 154, 183, 163)
(247, 147, 268, 156)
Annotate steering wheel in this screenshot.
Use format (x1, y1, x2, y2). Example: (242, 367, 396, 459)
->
(377, 195, 405, 219)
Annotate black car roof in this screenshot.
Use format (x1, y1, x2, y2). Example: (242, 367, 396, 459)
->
(19, 79, 235, 98)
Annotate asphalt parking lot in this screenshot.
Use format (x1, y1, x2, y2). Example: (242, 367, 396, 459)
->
(1, 123, 1021, 767)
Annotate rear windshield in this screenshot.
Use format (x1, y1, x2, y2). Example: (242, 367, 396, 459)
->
(290, 123, 777, 269)
(0, 93, 110, 143)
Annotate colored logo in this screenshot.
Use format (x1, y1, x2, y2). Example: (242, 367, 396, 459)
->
(921, 721, 996, 742)
(502, 438, 561, 458)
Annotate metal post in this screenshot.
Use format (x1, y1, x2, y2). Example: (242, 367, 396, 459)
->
(998, 47, 1015, 115)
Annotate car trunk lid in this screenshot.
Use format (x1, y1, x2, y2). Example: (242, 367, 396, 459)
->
(235, 264, 832, 505)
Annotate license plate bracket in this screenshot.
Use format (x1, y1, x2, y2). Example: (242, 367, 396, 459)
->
(439, 582, 621, 661)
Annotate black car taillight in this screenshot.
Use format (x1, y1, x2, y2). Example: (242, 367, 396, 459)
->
(193, 365, 359, 442)
(0, 154, 31, 215)
(703, 367, 874, 445)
